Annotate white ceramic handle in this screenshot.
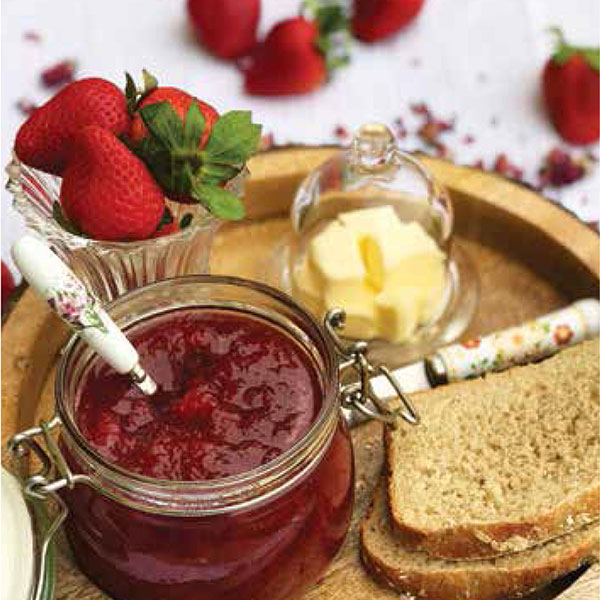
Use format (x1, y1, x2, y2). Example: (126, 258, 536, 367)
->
(12, 236, 144, 378)
(433, 298, 600, 382)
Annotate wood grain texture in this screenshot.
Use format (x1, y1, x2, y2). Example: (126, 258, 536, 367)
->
(2, 148, 598, 600)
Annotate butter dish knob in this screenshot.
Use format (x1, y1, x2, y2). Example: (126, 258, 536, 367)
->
(350, 123, 396, 172)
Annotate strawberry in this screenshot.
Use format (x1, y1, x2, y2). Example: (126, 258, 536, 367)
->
(351, 0, 425, 42)
(1, 262, 16, 314)
(542, 29, 599, 145)
(125, 72, 261, 219)
(243, 3, 350, 97)
(60, 126, 165, 241)
(15, 78, 130, 176)
(129, 87, 219, 151)
(187, 0, 260, 60)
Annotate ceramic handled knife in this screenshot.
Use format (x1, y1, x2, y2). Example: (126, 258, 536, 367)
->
(347, 298, 600, 426)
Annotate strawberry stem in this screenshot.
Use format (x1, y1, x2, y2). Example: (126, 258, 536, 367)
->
(548, 26, 599, 71)
(302, 0, 351, 73)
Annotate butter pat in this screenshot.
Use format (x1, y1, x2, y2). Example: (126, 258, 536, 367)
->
(292, 206, 448, 343)
(308, 221, 369, 299)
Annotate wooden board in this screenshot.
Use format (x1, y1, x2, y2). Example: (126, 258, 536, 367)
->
(2, 147, 599, 600)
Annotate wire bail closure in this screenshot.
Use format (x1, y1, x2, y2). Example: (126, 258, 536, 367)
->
(8, 415, 91, 600)
(324, 308, 420, 428)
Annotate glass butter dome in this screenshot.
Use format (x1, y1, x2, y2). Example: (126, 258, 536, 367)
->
(277, 123, 479, 367)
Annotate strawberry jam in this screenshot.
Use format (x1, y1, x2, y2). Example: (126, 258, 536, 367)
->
(59, 300, 354, 600)
(76, 309, 322, 481)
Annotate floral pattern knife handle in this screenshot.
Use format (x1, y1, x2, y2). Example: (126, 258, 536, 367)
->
(427, 298, 600, 384)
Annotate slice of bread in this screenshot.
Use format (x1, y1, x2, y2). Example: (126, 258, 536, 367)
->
(386, 339, 600, 559)
(361, 482, 600, 600)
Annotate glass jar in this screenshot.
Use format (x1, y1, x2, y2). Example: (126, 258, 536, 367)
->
(5, 158, 246, 304)
(11, 276, 358, 600)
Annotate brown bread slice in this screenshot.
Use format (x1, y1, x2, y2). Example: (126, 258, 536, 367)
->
(386, 339, 600, 559)
(361, 482, 600, 600)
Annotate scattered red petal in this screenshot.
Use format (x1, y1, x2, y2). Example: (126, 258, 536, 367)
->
(24, 30, 42, 43)
(414, 104, 454, 156)
(334, 125, 349, 140)
(40, 60, 76, 88)
(538, 148, 588, 188)
(259, 132, 275, 151)
(472, 159, 485, 169)
(16, 98, 37, 116)
(493, 153, 523, 181)
(410, 102, 430, 117)
(462, 134, 475, 145)
(394, 117, 407, 139)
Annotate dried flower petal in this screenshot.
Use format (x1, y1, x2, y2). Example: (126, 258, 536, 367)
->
(259, 133, 274, 151)
(538, 148, 588, 188)
(493, 153, 523, 181)
(334, 125, 349, 140)
(24, 30, 42, 43)
(16, 98, 37, 116)
(41, 60, 76, 88)
(394, 117, 407, 139)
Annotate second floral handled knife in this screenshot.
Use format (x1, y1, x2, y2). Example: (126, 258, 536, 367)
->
(346, 298, 600, 427)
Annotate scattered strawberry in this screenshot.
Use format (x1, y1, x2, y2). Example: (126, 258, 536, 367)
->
(41, 59, 76, 88)
(125, 71, 261, 219)
(60, 126, 165, 241)
(244, 2, 350, 96)
(538, 148, 588, 188)
(15, 78, 130, 175)
(187, 0, 260, 59)
(351, 0, 425, 43)
(543, 28, 599, 145)
(1, 262, 16, 314)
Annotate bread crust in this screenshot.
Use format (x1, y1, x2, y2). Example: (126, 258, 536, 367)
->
(384, 340, 600, 560)
(361, 484, 600, 600)
(385, 425, 600, 560)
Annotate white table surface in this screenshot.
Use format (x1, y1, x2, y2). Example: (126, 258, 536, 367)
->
(2, 0, 598, 276)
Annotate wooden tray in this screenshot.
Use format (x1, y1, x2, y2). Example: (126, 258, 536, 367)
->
(2, 147, 599, 600)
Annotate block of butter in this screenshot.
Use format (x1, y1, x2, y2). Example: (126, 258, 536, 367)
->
(291, 206, 447, 343)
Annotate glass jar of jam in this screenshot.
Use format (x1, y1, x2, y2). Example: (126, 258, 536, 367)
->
(11, 276, 359, 600)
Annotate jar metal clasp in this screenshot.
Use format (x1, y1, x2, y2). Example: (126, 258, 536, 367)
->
(324, 309, 420, 428)
(8, 415, 91, 600)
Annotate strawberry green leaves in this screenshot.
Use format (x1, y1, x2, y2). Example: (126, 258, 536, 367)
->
(549, 27, 600, 71)
(125, 70, 159, 115)
(203, 111, 262, 166)
(127, 91, 261, 220)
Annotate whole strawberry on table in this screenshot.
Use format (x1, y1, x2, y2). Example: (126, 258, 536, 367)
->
(14, 71, 262, 241)
(543, 28, 599, 145)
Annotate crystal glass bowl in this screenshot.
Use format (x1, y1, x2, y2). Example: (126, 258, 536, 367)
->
(6, 156, 245, 304)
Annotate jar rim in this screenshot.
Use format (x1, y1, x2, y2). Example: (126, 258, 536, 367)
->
(55, 275, 341, 508)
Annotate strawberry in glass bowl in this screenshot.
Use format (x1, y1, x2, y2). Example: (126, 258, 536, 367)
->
(7, 71, 261, 303)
